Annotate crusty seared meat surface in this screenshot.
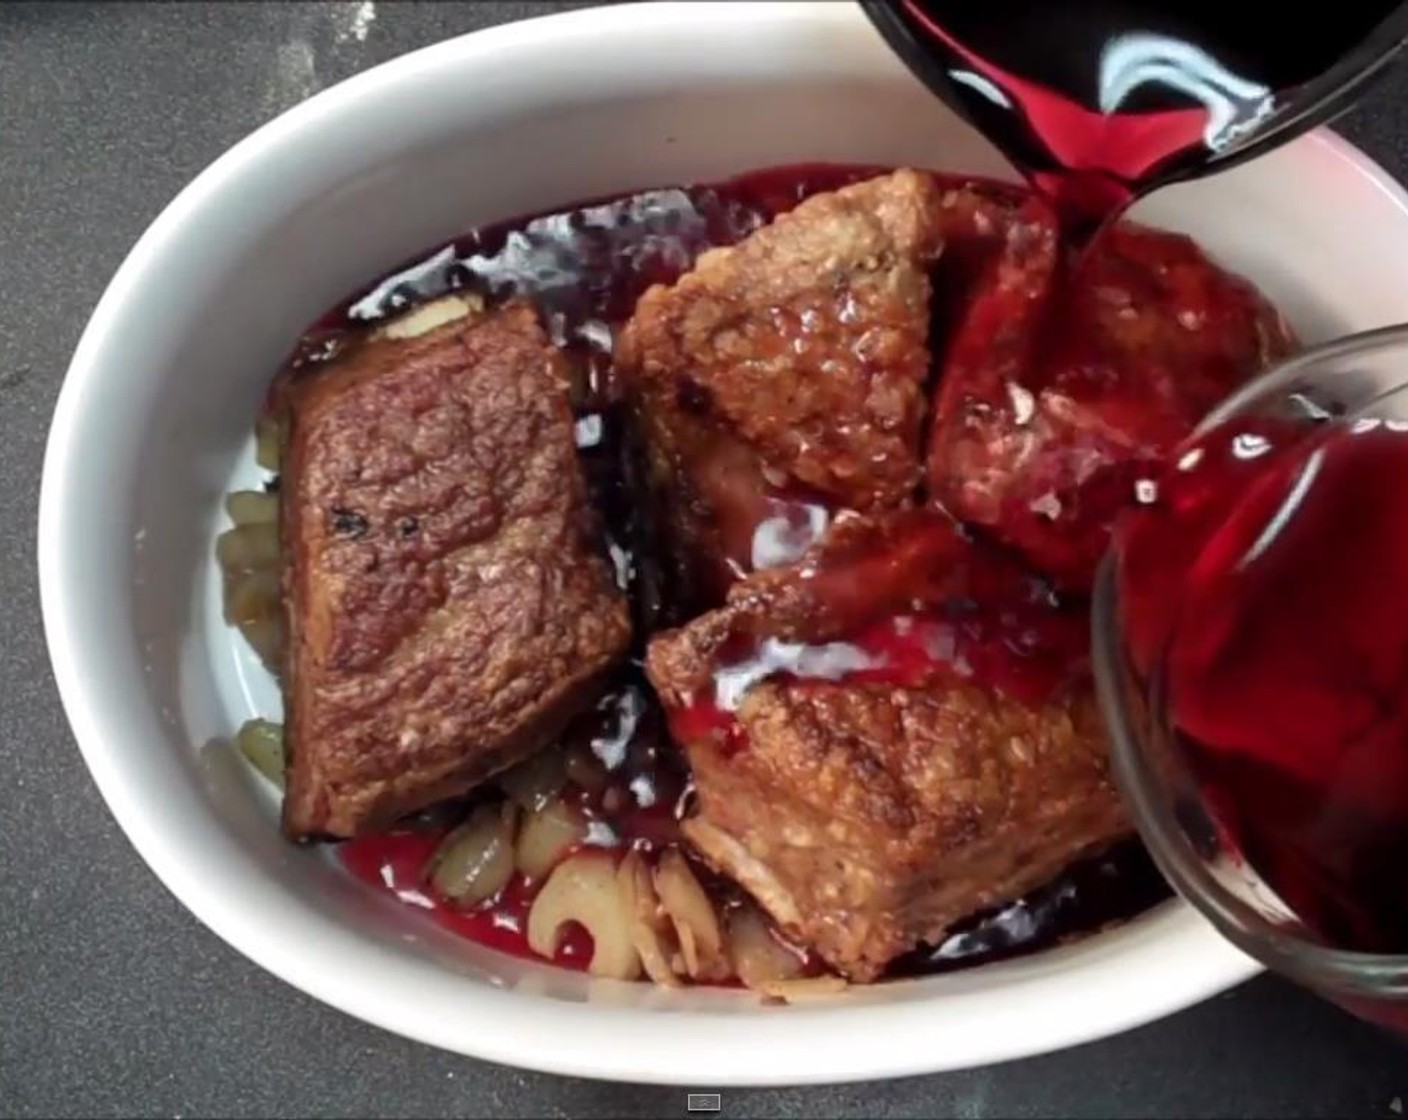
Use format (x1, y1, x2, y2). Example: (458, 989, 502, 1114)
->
(281, 301, 631, 840)
(615, 169, 946, 607)
(927, 210, 1297, 591)
(680, 679, 1122, 981)
(646, 512, 1128, 980)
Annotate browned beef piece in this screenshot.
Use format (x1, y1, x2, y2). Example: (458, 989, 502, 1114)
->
(281, 300, 632, 840)
(680, 679, 1122, 981)
(646, 513, 1127, 980)
(615, 169, 946, 608)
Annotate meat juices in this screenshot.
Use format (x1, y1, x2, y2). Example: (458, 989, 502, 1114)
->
(281, 301, 632, 839)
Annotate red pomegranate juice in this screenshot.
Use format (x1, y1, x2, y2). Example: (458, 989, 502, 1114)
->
(1117, 411, 1408, 953)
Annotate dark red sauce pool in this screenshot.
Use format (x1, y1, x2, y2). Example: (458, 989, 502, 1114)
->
(340, 827, 591, 966)
(294, 162, 1169, 980)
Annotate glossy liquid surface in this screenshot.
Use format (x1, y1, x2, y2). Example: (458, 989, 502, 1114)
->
(305, 163, 1169, 978)
(667, 509, 1092, 754)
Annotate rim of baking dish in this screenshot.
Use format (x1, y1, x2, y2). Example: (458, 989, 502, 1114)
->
(43, 1, 1408, 1085)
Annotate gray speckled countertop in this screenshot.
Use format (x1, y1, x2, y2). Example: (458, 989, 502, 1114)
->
(3, 3, 1407, 1116)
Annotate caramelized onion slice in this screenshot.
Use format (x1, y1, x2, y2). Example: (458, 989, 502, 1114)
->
(654, 848, 727, 981)
(498, 747, 567, 813)
(616, 850, 681, 986)
(756, 975, 848, 1003)
(514, 798, 589, 881)
(726, 901, 806, 989)
(429, 802, 518, 909)
(374, 293, 485, 341)
(237, 615, 284, 676)
(235, 719, 285, 787)
(526, 851, 641, 980)
(216, 522, 280, 572)
(225, 569, 281, 627)
(225, 490, 279, 527)
(255, 414, 283, 472)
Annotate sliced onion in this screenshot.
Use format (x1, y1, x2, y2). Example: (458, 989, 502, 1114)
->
(225, 490, 279, 527)
(514, 798, 589, 881)
(726, 902, 806, 989)
(428, 801, 518, 909)
(235, 719, 285, 787)
(374, 293, 484, 341)
(526, 850, 641, 980)
(497, 747, 567, 812)
(617, 850, 680, 986)
(216, 522, 280, 573)
(225, 569, 281, 627)
(756, 975, 848, 1003)
(654, 848, 727, 981)
(255, 415, 283, 472)
(237, 615, 284, 675)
